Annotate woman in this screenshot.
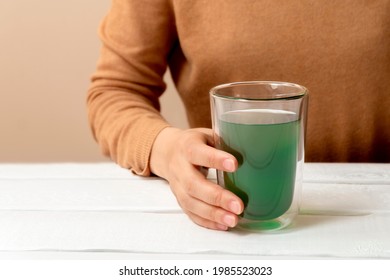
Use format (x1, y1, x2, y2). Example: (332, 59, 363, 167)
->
(87, 0, 390, 230)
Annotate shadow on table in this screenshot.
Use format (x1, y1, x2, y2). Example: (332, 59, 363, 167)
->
(229, 210, 371, 236)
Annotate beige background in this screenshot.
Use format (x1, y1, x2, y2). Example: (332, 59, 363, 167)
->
(0, 0, 188, 162)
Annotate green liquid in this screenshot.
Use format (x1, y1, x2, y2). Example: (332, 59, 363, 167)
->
(219, 109, 299, 221)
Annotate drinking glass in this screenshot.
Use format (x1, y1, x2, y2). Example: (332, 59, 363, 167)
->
(210, 81, 308, 231)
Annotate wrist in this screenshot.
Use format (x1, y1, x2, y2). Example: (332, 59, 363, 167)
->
(150, 126, 182, 179)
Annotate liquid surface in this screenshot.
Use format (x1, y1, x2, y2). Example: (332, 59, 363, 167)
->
(219, 109, 299, 220)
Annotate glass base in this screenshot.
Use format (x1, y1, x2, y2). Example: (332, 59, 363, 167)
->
(236, 213, 295, 232)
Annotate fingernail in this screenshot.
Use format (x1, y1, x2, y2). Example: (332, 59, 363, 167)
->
(223, 159, 235, 172)
(223, 214, 236, 228)
(229, 200, 242, 215)
(216, 224, 228, 231)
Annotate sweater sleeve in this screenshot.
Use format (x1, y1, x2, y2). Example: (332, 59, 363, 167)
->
(87, 0, 176, 176)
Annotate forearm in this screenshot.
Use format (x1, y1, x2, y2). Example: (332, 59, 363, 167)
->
(87, 0, 176, 175)
(87, 87, 170, 176)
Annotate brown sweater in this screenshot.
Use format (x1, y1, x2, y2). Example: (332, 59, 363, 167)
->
(88, 0, 390, 176)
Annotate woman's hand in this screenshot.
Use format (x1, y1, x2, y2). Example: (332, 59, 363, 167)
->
(150, 127, 244, 231)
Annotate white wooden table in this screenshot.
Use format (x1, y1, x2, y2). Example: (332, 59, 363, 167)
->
(0, 163, 389, 259)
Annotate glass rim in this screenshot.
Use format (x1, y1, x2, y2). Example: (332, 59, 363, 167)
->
(210, 81, 308, 101)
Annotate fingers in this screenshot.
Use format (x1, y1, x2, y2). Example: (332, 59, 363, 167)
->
(152, 127, 244, 231)
(186, 212, 229, 231)
(186, 171, 242, 215)
(194, 128, 214, 145)
(184, 197, 240, 228)
(176, 130, 242, 230)
(178, 189, 241, 230)
(186, 138, 238, 172)
(171, 166, 244, 230)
